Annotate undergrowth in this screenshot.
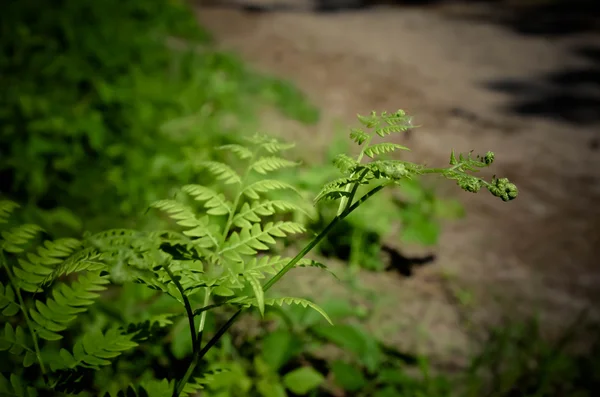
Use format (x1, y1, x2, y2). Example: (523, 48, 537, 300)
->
(0, 0, 319, 235)
(0, 110, 520, 396)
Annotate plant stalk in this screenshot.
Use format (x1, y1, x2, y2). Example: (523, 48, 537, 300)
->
(0, 250, 47, 376)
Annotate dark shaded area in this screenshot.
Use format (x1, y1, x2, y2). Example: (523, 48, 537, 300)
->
(203, 0, 600, 37)
(485, 45, 600, 125)
(382, 244, 436, 277)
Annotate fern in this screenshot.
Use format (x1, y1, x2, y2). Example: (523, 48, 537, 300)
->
(50, 328, 138, 371)
(1, 110, 518, 396)
(0, 200, 121, 393)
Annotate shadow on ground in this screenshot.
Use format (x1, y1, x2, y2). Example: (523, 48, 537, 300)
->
(485, 45, 600, 126)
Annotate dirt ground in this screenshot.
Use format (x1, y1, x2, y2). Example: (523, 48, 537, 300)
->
(194, 1, 600, 365)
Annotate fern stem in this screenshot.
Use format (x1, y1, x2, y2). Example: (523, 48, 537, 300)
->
(196, 287, 211, 346)
(264, 183, 384, 292)
(337, 135, 372, 216)
(160, 262, 197, 353)
(174, 309, 243, 397)
(0, 250, 47, 375)
(221, 153, 257, 247)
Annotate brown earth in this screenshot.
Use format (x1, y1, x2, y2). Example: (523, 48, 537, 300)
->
(194, 1, 600, 365)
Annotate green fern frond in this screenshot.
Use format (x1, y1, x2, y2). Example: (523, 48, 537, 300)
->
(0, 372, 38, 397)
(243, 255, 331, 278)
(246, 274, 265, 317)
(11, 238, 102, 293)
(232, 200, 306, 229)
(0, 323, 37, 368)
(251, 156, 299, 175)
(188, 368, 230, 390)
(217, 144, 253, 160)
(50, 328, 138, 371)
(30, 271, 110, 341)
(197, 161, 241, 185)
(107, 380, 173, 397)
(240, 296, 332, 325)
(125, 369, 229, 397)
(364, 143, 410, 159)
(355, 110, 414, 138)
(150, 200, 220, 248)
(0, 200, 19, 224)
(220, 222, 305, 262)
(244, 134, 295, 154)
(242, 179, 300, 200)
(314, 177, 356, 203)
(350, 128, 369, 145)
(333, 154, 359, 174)
(0, 283, 21, 316)
(375, 124, 413, 137)
(182, 184, 233, 216)
(1, 224, 43, 254)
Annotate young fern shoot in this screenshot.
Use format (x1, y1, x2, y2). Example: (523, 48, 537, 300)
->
(315, 110, 518, 214)
(166, 110, 517, 395)
(147, 134, 334, 395)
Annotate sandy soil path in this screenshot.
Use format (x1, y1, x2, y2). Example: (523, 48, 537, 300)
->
(195, 2, 600, 363)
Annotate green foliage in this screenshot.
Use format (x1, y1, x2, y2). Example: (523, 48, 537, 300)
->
(1, 110, 520, 396)
(0, 0, 319, 234)
(276, 122, 464, 272)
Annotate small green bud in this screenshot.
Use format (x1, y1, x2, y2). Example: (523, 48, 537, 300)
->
(450, 150, 458, 165)
(483, 151, 494, 165)
(458, 177, 482, 193)
(487, 178, 518, 201)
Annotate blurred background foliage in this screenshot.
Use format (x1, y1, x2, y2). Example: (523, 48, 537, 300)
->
(0, 0, 319, 235)
(0, 0, 597, 396)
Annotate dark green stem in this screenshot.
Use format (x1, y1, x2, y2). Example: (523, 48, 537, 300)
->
(161, 263, 197, 354)
(0, 250, 47, 376)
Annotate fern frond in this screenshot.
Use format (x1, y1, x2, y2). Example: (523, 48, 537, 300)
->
(355, 110, 414, 138)
(182, 184, 233, 216)
(243, 255, 331, 278)
(188, 368, 230, 390)
(124, 369, 229, 397)
(0, 224, 43, 253)
(220, 222, 305, 262)
(0, 372, 38, 397)
(349, 128, 369, 145)
(197, 161, 241, 185)
(251, 156, 299, 175)
(244, 134, 295, 154)
(122, 314, 177, 342)
(232, 200, 306, 229)
(333, 154, 359, 174)
(0, 200, 19, 224)
(0, 283, 21, 316)
(240, 296, 332, 325)
(375, 124, 413, 137)
(150, 200, 219, 248)
(216, 144, 253, 160)
(314, 177, 356, 203)
(246, 274, 265, 317)
(50, 328, 138, 371)
(242, 179, 300, 200)
(30, 271, 109, 341)
(364, 143, 410, 159)
(0, 323, 37, 368)
(11, 238, 102, 293)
